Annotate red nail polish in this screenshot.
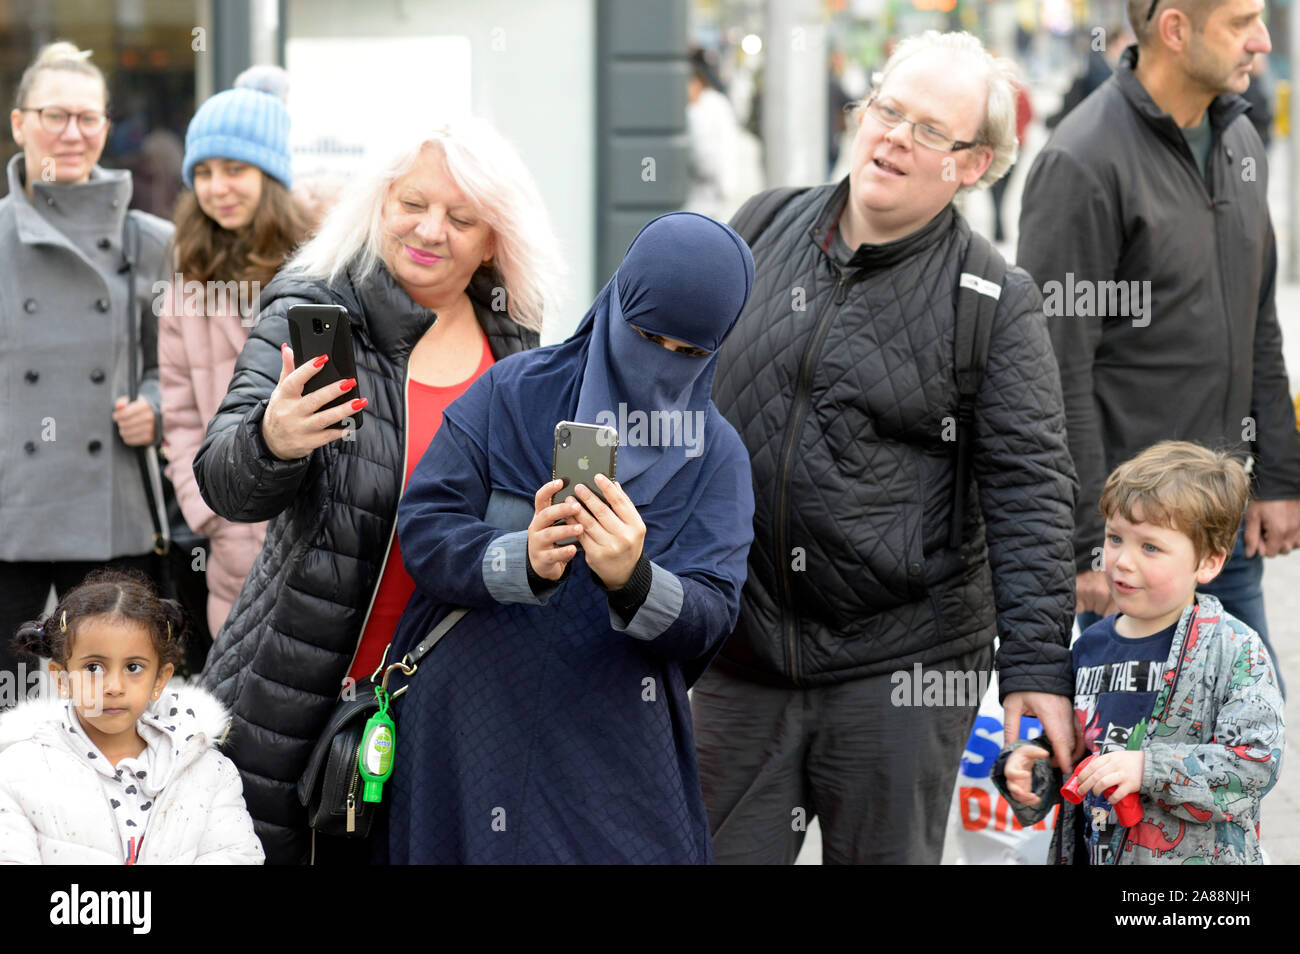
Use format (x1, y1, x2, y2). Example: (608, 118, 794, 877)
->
(313, 354, 328, 368)
(339, 378, 356, 392)
(351, 398, 368, 410)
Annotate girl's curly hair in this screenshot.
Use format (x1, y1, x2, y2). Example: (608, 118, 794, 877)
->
(11, 567, 186, 669)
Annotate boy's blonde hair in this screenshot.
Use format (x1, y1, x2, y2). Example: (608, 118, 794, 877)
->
(1099, 441, 1249, 563)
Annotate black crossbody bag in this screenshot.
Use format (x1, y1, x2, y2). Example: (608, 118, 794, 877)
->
(298, 608, 469, 845)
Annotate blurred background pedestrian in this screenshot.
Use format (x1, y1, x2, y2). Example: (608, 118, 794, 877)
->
(158, 64, 308, 672)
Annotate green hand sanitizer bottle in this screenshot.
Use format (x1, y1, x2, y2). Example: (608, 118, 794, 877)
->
(358, 688, 396, 803)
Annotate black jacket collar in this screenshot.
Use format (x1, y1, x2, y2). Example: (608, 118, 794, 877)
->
(1115, 44, 1250, 149)
(810, 177, 957, 272)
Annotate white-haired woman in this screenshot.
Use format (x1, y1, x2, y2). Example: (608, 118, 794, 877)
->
(194, 119, 564, 865)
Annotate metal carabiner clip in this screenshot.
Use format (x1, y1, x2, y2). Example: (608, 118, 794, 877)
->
(381, 657, 418, 699)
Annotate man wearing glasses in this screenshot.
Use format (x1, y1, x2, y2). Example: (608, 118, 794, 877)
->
(1018, 0, 1299, 694)
(696, 31, 1079, 864)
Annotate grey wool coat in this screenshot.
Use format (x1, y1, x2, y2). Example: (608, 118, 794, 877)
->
(0, 155, 174, 561)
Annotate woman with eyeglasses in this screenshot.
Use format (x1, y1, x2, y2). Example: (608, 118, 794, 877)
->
(0, 42, 174, 695)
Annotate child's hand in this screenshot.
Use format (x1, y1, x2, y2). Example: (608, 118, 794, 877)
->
(1074, 750, 1144, 804)
(1004, 744, 1051, 806)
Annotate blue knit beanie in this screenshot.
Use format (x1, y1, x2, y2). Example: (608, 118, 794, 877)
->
(183, 66, 292, 188)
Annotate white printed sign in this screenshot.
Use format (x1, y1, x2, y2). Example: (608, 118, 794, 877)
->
(286, 36, 473, 179)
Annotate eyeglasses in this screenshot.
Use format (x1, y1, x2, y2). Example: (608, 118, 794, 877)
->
(1145, 0, 1160, 21)
(634, 326, 711, 357)
(864, 96, 979, 152)
(19, 106, 108, 136)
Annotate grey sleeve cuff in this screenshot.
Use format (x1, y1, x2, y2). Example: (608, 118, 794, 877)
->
(482, 530, 559, 605)
(609, 560, 683, 640)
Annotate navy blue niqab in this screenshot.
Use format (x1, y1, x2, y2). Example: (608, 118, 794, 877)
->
(574, 212, 754, 499)
(441, 211, 754, 525)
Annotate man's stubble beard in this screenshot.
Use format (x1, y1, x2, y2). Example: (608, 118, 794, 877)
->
(1183, 33, 1251, 98)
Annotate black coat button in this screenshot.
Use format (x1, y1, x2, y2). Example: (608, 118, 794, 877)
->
(88, 440, 103, 454)
(90, 368, 106, 384)
(908, 562, 923, 578)
(23, 298, 36, 313)
(23, 441, 37, 455)
(95, 298, 110, 313)
(97, 237, 112, 250)
(24, 369, 39, 384)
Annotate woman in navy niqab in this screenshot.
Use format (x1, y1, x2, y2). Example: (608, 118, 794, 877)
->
(381, 213, 756, 864)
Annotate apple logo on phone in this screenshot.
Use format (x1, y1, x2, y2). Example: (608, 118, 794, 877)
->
(577, 456, 590, 471)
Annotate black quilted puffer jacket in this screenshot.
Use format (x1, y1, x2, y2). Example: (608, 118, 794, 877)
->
(711, 180, 1077, 694)
(194, 261, 537, 864)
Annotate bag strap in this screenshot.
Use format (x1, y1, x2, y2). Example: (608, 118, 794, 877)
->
(730, 185, 809, 247)
(406, 607, 470, 668)
(948, 232, 1007, 548)
(121, 214, 169, 556)
(378, 607, 471, 699)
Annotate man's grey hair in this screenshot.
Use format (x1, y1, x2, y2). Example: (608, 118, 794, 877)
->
(866, 31, 1021, 190)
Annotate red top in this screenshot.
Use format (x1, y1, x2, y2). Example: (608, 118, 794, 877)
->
(346, 331, 495, 685)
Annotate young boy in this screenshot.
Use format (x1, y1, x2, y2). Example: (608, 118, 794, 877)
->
(992, 441, 1285, 864)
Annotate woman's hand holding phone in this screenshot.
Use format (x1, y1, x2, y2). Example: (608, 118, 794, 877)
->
(528, 478, 584, 580)
(572, 474, 645, 589)
(262, 344, 369, 461)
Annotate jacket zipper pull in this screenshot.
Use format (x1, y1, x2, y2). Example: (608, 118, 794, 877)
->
(346, 794, 356, 833)
(834, 269, 850, 305)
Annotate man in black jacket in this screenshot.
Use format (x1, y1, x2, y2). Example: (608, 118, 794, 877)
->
(1017, 0, 1300, 692)
(694, 32, 1080, 864)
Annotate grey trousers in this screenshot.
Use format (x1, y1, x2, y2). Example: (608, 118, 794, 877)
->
(692, 643, 992, 864)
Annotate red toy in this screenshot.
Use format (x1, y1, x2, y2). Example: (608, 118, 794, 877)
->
(1060, 754, 1143, 827)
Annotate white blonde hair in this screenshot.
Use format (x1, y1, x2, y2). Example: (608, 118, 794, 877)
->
(14, 40, 106, 108)
(868, 31, 1021, 190)
(288, 118, 564, 332)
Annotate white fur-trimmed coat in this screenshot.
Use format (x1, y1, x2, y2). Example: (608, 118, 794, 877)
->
(0, 684, 264, 864)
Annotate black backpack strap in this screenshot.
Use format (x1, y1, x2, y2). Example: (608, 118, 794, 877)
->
(949, 232, 1007, 548)
(729, 186, 809, 247)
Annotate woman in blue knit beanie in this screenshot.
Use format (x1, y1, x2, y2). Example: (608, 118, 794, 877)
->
(158, 66, 307, 667)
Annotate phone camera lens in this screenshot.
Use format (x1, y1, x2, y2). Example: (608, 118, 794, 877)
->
(559, 427, 570, 448)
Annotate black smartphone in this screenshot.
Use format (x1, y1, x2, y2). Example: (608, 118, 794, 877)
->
(287, 304, 364, 430)
(552, 421, 618, 508)
(552, 421, 618, 548)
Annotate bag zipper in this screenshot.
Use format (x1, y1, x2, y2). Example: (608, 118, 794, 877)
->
(346, 739, 362, 833)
